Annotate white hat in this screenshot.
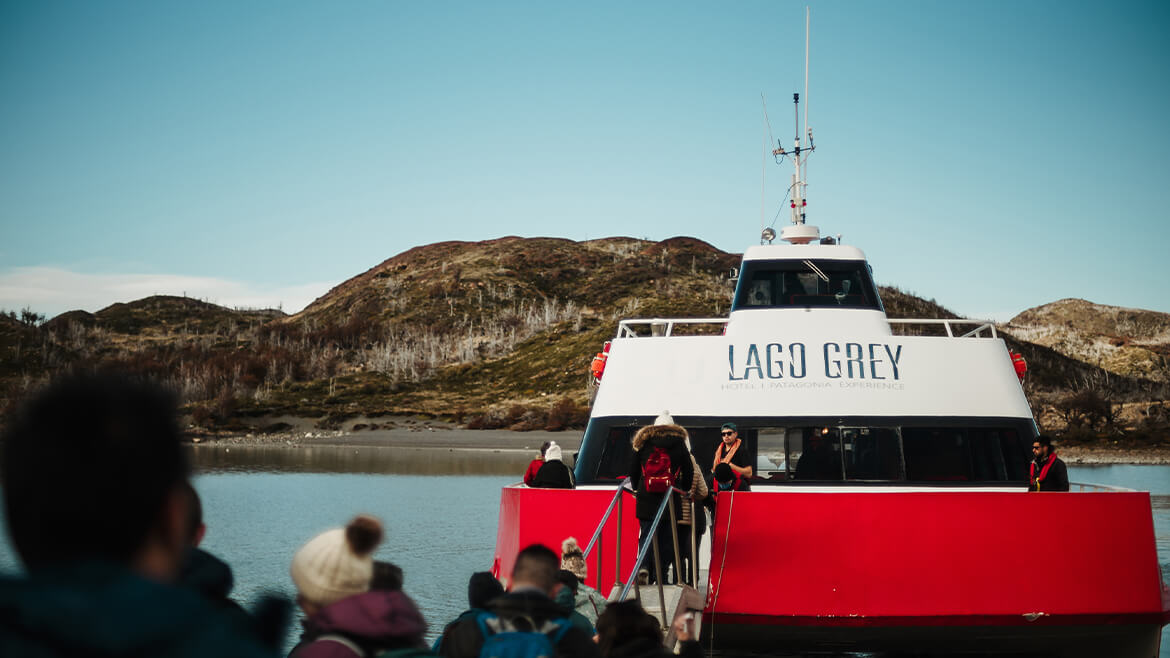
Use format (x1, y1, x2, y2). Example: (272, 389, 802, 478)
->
(290, 515, 384, 607)
(545, 441, 563, 462)
(654, 410, 674, 426)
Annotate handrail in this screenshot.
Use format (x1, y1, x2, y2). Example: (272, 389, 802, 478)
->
(1069, 481, 1137, 492)
(617, 318, 726, 338)
(887, 318, 998, 338)
(582, 479, 631, 592)
(616, 316, 999, 339)
(581, 478, 699, 630)
(583, 479, 628, 557)
(618, 484, 692, 628)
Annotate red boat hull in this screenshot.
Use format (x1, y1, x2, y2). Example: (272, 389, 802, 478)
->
(494, 486, 1169, 655)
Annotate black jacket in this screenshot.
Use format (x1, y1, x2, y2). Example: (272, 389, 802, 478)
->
(627, 424, 695, 521)
(531, 460, 575, 489)
(1028, 454, 1069, 492)
(436, 589, 599, 658)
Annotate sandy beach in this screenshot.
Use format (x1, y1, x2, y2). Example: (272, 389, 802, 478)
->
(189, 416, 1170, 464)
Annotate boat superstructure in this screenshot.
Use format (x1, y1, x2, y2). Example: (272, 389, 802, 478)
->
(490, 15, 1169, 655)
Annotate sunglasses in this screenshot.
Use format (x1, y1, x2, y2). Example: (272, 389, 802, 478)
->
(721, 431, 735, 436)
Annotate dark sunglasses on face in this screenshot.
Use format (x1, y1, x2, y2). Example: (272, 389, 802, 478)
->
(721, 431, 735, 436)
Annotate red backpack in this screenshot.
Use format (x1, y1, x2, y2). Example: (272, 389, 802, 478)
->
(642, 446, 676, 493)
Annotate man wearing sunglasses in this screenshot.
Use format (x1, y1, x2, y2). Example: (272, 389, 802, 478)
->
(711, 423, 753, 480)
(1028, 435, 1068, 492)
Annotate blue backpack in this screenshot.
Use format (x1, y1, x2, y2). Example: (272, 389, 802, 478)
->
(474, 612, 571, 658)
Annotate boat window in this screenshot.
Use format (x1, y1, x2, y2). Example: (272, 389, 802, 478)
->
(577, 420, 1028, 485)
(841, 427, 904, 480)
(789, 427, 845, 481)
(755, 428, 788, 481)
(902, 428, 972, 481)
(732, 259, 883, 311)
(592, 427, 636, 480)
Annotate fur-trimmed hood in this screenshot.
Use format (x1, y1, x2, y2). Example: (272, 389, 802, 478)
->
(632, 423, 688, 451)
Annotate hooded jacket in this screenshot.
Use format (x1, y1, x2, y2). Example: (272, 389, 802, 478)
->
(0, 560, 280, 658)
(290, 589, 430, 658)
(627, 424, 695, 521)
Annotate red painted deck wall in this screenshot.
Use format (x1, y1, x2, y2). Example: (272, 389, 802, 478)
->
(493, 485, 641, 594)
(705, 490, 1167, 624)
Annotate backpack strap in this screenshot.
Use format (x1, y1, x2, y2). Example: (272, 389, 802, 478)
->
(315, 633, 366, 657)
(474, 611, 497, 639)
(547, 618, 572, 644)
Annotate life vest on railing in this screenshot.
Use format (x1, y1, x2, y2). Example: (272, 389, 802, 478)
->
(590, 341, 611, 384)
(1010, 351, 1027, 383)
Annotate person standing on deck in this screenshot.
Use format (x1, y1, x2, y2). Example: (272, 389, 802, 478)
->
(676, 426, 708, 587)
(628, 413, 694, 585)
(712, 422, 753, 479)
(523, 441, 552, 487)
(1028, 435, 1069, 492)
(531, 442, 575, 489)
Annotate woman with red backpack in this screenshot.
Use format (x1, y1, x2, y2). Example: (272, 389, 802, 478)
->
(627, 412, 694, 585)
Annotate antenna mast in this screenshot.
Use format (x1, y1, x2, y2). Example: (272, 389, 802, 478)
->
(773, 7, 818, 245)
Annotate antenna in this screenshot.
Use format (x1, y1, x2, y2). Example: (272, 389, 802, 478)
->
(773, 6, 818, 245)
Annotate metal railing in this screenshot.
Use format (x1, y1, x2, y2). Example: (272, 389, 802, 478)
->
(616, 317, 1000, 339)
(581, 478, 699, 629)
(617, 318, 726, 338)
(1069, 481, 1136, 492)
(887, 318, 998, 338)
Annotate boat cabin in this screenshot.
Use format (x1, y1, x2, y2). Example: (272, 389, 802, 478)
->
(576, 242, 1035, 489)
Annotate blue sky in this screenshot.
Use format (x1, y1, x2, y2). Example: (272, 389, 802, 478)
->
(1, 1, 1167, 320)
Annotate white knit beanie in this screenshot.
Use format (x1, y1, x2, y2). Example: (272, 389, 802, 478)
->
(290, 515, 384, 607)
(654, 410, 674, 426)
(545, 441, 562, 462)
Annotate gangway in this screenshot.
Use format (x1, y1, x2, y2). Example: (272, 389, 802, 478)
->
(581, 479, 706, 649)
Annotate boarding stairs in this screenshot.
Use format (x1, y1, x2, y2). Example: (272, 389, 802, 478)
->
(582, 479, 707, 649)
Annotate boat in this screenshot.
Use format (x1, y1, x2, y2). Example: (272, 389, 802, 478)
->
(491, 21, 1170, 657)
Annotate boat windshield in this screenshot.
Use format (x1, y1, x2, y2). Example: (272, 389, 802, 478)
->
(732, 259, 883, 311)
(581, 420, 1030, 485)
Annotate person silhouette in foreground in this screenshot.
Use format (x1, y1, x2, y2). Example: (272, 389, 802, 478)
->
(433, 571, 505, 652)
(175, 480, 255, 620)
(437, 544, 599, 658)
(0, 373, 286, 657)
(594, 600, 702, 658)
(559, 537, 608, 625)
(289, 515, 433, 657)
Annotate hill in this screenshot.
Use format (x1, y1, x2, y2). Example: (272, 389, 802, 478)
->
(1, 239, 1166, 446)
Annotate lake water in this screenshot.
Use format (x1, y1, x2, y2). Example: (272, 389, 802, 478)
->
(0, 447, 1166, 654)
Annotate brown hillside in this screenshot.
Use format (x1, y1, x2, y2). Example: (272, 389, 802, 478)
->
(2, 238, 1166, 446)
(1004, 298, 1170, 384)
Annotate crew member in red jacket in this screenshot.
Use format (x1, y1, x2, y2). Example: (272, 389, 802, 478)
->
(522, 441, 551, 487)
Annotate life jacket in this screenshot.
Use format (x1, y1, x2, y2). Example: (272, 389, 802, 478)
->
(711, 438, 741, 472)
(1029, 453, 1058, 490)
(642, 446, 676, 493)
(1010, 351, 1027, 382)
